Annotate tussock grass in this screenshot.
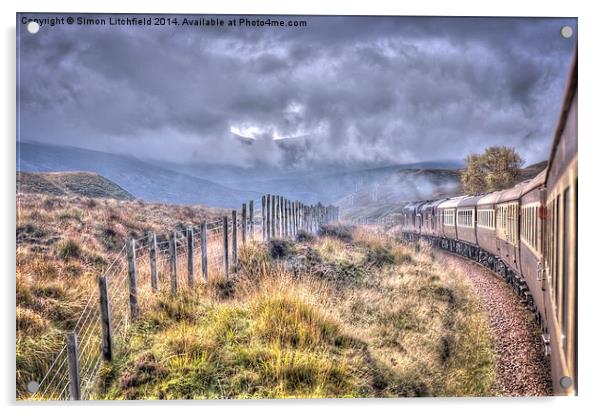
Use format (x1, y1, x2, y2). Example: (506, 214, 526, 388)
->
(56, 238, 82, 260)
(16, 193, 224, 399)
(17, 191, 496, 399)
(91, 227, 496, 399)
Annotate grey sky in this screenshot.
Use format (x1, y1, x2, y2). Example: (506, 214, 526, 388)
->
(17, 14, 577, 170)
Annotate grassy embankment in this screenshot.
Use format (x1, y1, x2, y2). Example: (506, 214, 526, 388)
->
(16, 193, 223, 398)
(16, 193, 496, 399)
(95, 226, 496, 399)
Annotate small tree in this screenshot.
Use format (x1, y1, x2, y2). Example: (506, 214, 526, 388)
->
(461, 146, 524, 195)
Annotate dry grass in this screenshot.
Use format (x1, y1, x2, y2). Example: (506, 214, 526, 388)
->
(16, 192, 496, 399)
(94, 228, 496, 399)
(15, 193, 225, 398)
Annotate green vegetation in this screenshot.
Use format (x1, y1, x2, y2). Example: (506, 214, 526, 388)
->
(93, 227, 496, 399)
(16, 193, 223, 399)
(16, 189, 496, 399)
(461, 146, 524, 195)
(56, 238, 82, 260)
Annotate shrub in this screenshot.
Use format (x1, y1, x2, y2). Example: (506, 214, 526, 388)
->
(83, 249, 108, 267)
(16, 223, 48, 239)
(56, 238, 81, 260)
(268, 239, 295, 260)
(364, 245, 396, 268)
(16, 307, 49, 336)
(98, 224, 121, 251)
(296, 230, 316, 243)
(57, 208, 83, 222)
(251, 293, 344, 349)
(318, 224, 354, 243)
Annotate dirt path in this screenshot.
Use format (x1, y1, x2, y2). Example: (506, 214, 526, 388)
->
(435, 250, 553, 396)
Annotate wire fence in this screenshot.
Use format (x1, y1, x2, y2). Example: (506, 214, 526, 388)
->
(26, 195, 340, 401)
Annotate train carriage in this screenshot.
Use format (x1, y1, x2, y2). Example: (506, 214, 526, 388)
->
(455, 195, 483, 260)
(401, 201, 428, 236)
(518, 171, 546, 326)
(419, 199, 447, 237)
(437, 196, 467, 242)
(543, 52, 577, 396)
(476, 190, 502, 266)
(396, 49, 577, 396)
(495, 182, 528, 275)
(456, 195, 483, 246)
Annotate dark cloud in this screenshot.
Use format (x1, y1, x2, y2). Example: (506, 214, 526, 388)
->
(17, 14, 577, 169)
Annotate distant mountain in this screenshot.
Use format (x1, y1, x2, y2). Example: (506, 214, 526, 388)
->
(155, 160, 465, 205)
(17, 142, 260, 208)
(17, 141, 468, 207)
(17, 171, 135, 200)
(518, 161, 548, 182)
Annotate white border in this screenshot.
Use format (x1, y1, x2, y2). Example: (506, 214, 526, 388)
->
(2, 1, 600, 413)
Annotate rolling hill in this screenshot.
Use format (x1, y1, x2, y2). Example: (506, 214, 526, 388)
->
(17, 142, 261, 208)
(17, 172, 135, 200)
(159, 161, 465, 205)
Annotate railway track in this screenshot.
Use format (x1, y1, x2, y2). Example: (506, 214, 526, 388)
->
(435, 249, 552, 396)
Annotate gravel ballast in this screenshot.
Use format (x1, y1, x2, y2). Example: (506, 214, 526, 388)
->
(435, 250, 553, 396)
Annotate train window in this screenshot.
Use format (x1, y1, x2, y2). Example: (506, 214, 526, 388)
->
(520, 204, 540, 252)
(555, 195, 560, 319)
(562, 187, 570, 355)
(574, 178, 578, 384)
(498, 203, 518, 245)
(444, 209, 455, 226)
(496, 206, 503, 238)
(509, 203, 518, 245)
(457, 209, 474, 228)
(477, 209, 495, 230)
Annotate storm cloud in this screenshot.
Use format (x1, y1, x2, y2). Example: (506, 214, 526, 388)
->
(17, 14, 577, 170)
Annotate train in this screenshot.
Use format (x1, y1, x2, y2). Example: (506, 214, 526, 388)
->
(399, 51, 577, 396)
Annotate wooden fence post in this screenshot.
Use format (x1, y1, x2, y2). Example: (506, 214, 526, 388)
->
(66, 332, 81, 400)
(223, 216, 229, 278)
(187, 227, 194, 288)
(200, 221, 208, 282)
(232, 210, 238, 271)
(169, 231, 178, 294)
(285, 200, 289, 238)
(295, 201, 299, 236)
(271, 195, 276, 239)
(274, 196, 278, 238)
(98, 275, 113, 362)
(270, 194, 274, 240)
(249, 200, 254, 240)
(261, 196, 264, 241)
(242, 203, 247, 245)
(292, 201, 296, 236)
(285, 200, 291, 237)
(148, 232, 158, 292)
(289, 200, 293, 238)
(280, 196, 285, 237)
(303, 205, 307, 232)
(288, 200, 292, 238)
(266, 194, 271, 241)
(274, 195, 279, 238)
(126, 238, 138, 320)
(279, 196, 284, 237)
(307, 206, 310, 232)
(283, 199, 288, 238)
